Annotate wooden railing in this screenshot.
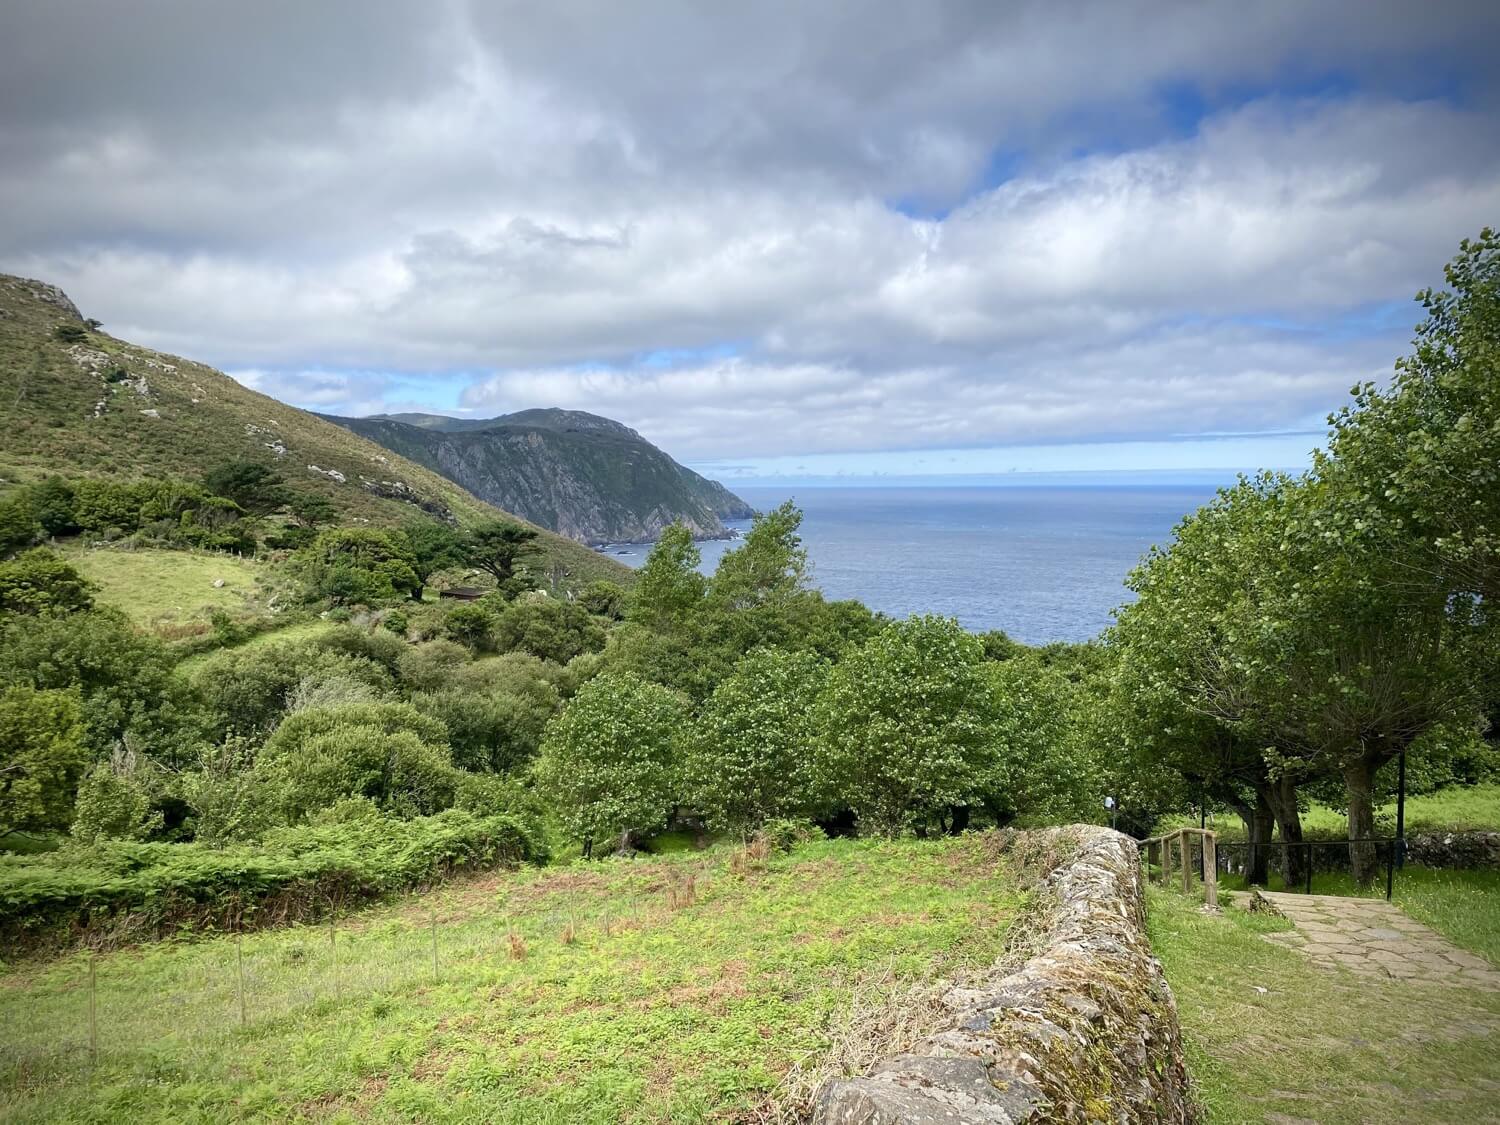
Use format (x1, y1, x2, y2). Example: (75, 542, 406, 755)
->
(1139, 827, 1218, 908)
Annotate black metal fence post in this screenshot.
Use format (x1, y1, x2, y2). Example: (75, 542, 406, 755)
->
(1305, 844, 1313, 895)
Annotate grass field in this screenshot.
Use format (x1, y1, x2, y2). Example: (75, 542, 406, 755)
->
(64, 546, 275, 630)
(0, 834, 1024, 1124)
(1148, 887, 1500, 1124)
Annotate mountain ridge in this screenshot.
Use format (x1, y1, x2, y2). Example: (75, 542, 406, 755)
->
(0, 274, 629, 589)
(322, 409, 754, 545)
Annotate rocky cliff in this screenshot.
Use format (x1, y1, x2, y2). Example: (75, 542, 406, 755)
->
(322, 408, 754, 545)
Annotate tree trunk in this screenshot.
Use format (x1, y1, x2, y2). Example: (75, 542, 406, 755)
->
(1266, 775, 1306, 890)
(948, 805, 971, 835)
(1229, 792, 1273, 886)
(1345, 756, 1380, 887)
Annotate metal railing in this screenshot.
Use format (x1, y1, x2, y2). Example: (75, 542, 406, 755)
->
(1213, 837, 1402, 900)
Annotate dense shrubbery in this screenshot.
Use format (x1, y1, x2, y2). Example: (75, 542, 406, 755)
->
(0, 810, 544, 952)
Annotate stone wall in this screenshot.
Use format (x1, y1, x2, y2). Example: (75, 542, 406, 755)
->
(813, 826, 1196, 1124)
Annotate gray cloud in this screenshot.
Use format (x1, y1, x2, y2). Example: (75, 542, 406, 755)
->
(1, 1, 1496, 462)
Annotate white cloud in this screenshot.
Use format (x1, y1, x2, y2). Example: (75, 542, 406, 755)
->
(1, 1, 1496, 465)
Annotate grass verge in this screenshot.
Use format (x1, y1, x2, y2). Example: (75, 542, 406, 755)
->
(0, 834, 1023, 1124)
(1148, 886, 1500, 1124)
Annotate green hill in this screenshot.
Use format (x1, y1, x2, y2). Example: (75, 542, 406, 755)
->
(0, 275, 628, 589)
(322, 408, 753, 545)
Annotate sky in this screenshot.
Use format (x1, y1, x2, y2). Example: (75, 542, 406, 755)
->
(2, 2, 1498, 486)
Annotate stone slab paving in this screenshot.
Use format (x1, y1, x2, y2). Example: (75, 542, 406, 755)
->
(1252, 891, 1500, 989)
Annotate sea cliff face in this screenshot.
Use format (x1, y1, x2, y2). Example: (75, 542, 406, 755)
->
(322, 409, 754, 544)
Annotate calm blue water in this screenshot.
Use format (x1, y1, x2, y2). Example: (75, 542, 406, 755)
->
(600, 486, 1218, 644)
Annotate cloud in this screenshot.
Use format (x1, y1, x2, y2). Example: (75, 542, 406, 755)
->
(1, 1, 1497, 466)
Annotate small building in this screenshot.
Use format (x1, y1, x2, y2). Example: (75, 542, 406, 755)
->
(438, 587, 487, 601)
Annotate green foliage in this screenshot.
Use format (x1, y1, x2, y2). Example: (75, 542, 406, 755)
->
(189, 640, 392, 739)
(291, 527, 422, 606)
(71, 759, 162, 842)
(443, 600, 496, 650)
(708, 501, 807, 611)
(813, 616, 993, 835)
(0, 607, 203, 763)
(396, 639, 472, 690)
(255, 702, 455, 822)
(687, 648, 828, 834)
(463, 519, 541, 588)
(491, 593, 606, 664)
(52, 323, 87, 344)
(0, 494, 42, 555)
(178, 738, 277, 845)
(0, 686, 88, 836)
(534, 672, 688, 847)
(201, 460, 292, 518)
(399, 520, 465, 586)
(411, 674, 558, 775)
(0, 809, 540, 952)
(576, 579, 627, 619)
(627, 524, 705, 631)
(0, 548, 94, 614)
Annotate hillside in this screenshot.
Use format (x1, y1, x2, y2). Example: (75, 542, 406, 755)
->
(0, 275, 628, 589)
(322, 408, 754, 544)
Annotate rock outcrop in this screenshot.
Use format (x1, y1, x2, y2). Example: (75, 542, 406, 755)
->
(814, 826, 1196, 1124)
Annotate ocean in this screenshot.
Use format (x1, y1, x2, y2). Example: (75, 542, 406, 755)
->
(600, 485, 1220, 644)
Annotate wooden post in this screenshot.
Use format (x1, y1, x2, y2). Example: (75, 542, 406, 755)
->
(1161, 834, 1173, 888)
(430, 911, 439, 984)
(237, 933, 247, 1027)
(329, 916, 339, 1001)
(1203, 831, 1219, 908)
(1180, 833, 1192, 894)
(88, 953, 98, 1065)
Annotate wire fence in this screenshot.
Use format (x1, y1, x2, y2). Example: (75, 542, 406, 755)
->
(1, 877, 689, 1091)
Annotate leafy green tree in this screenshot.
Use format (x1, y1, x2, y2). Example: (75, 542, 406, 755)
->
(0, 686, 88, 836)
(627, 524, 705, 631)
(0, 608, 203, 764)
(286, 491, 338, 530)
(255, 702, 456, 821)
(0, 495, 42, 556)
(71, 758, 162, 841)
(27, 476, 79, 536)
(0, 549, 94, 615)
(687, 648, 828, 834)
(708, 501, 807, 611)
(443, 601, 496, 651)
(202, 460, 292, 518)
(463, 520, 540, 590)
(293, 527, 422, 605)
(576, 579, 627, 619)
(492, 594, 606, 664)
(189, 641, 391, 739)
(399, 519, 465, 591)
(534, 672, 688, 851)
(812, 616, 994, 836)
(412, 676, 559, 774)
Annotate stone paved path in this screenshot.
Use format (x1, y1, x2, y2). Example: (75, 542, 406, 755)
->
(1252, 891, 1500, 988)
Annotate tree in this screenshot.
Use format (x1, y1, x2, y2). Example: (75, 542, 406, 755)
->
(463, 520, 541, 590)
(0, 549, 94, 615)
(534, 673, 687, 851)
(492, 594, 606, 664)
(400, 520, 465, 589)
(292, 527, 421, 605)
(687, 648, 828, 834)
(202, 460, 292, 518)
(812, 616, 994, 836)
(255, 702, 456, 822)
(576, 579, 627, 620)
(627, 524, 705, 631)
(0, 686, 88, 837)
(708, 501, 808, 611)
(0, 495, 42, 556)
(286, 492, 338, 530)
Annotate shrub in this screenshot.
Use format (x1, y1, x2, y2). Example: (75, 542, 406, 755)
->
(71, 759, 162, 842)
(255, 702, 456, 822)
(291, 528, 421, 606)
(189, 642, 392, 739)
(0, 549, 94, 615)
(534, 673, 688, 850)
(443, 601, 495, 651)
(382, 609, 409, 636)
(0, 809, 540, 954)
(492, 594, 606, 664)
(0, 687, 89, 837)
(52, 323, 88, 343)
(411, 676, 558, 774)
(397, 639, 471, 691)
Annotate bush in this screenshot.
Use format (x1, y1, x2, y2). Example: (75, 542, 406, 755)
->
(291, 528, 421, 606)
(534, 673, 688, 849)
(189, 641, 392, 739)
(0, 809, 541, 953)
(0, 549, 94, 615)
(0, 686, 89, 837)
(411, 675, 558, 774)
(492, 594, 606, 664)
(71, 760, 162, 842)
(397, 639, 471, 691)
(382, 609, 409, 636)
(443, 601, 495, 651)
(255, 702, 456, 822)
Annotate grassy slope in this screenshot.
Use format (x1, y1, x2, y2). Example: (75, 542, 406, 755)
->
(1148, 887, 1500, 1124)
(0, 835, 1022, 1124)
(63, 546, 274, 628)
(0, 275, 628, 591)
